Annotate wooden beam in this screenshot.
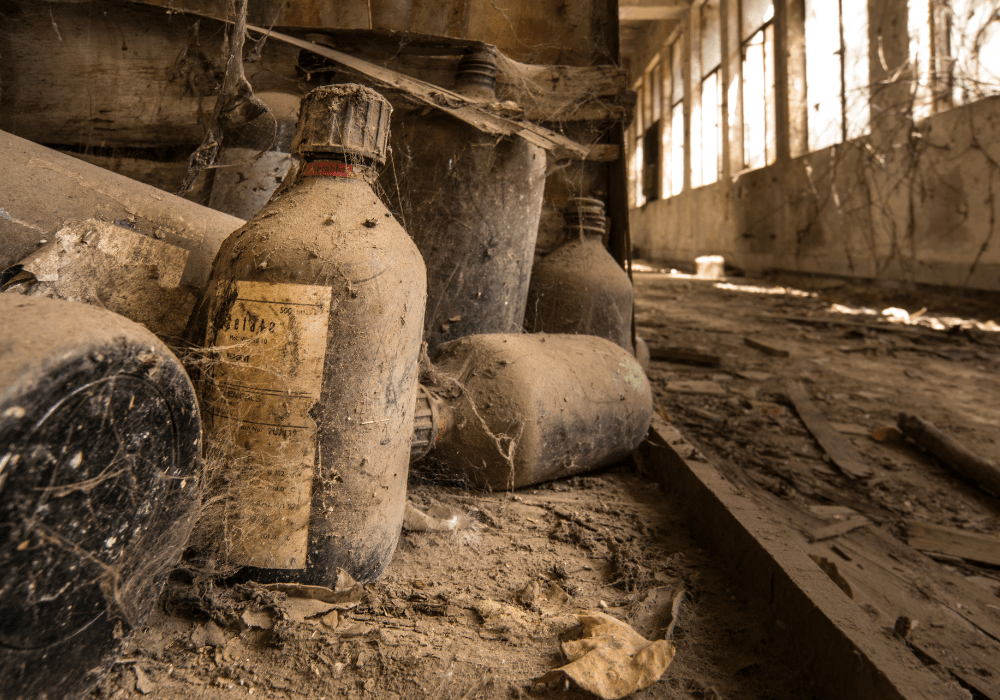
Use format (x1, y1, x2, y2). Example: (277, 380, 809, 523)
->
(905, 519, 1000, 566)
(0, 2, 626, 151)
(898, 413, 1000, 496)
(251, 26, 593, 160)
(639, 416, 965, 700)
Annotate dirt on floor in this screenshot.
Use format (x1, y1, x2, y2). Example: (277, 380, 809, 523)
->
(633, 266, 1000, 699)
(88, 266, 1000, 700)
(633, 267, 1000, 538)
(88, 465, 808, 700)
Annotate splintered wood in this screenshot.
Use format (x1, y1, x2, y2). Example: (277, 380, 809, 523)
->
(785, 382, 873, 479)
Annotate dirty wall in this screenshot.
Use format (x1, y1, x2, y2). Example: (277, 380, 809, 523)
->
(630, 94, 1000, 291)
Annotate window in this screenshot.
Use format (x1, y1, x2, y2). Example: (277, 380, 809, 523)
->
(700, 0, 722, 186)
(632, 81, 645, 208)
(911, 0, 1000, 120)
(803, 0, 869, 151)
(670, 40, 685, 196)
(643, 59, 663, 202)
(741, 0, 776, 169)
(947, 0, 1000, 104)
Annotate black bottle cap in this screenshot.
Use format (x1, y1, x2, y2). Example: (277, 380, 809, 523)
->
(291, 84, 392, 165)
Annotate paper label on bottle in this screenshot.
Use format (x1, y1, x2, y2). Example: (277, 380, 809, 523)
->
(203, 280, 332, 569)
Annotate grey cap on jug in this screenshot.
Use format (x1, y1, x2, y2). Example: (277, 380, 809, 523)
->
(454, 46, 498, 101)
(564, 197, 607, 238)
(291, 84, 392, 165)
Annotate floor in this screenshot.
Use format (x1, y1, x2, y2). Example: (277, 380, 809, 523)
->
(634, 265, 1000, 700)
(87, 267, 1000, 700)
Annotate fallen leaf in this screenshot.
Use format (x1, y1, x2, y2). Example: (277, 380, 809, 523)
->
(536, 611, 675, 700)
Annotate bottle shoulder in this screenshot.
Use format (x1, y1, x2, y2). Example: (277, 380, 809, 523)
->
(211, 177, 424, 284)
(534, 239, 630, 281)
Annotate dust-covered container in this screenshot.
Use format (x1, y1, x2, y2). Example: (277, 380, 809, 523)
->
(193, 84, 426, 585)
(0, 295, 202, 700)
(524, 197, 634, 351)
(415, 333, 653, 490)
(380, 47, 546, 355)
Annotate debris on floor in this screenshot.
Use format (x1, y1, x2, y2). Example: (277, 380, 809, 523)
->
(87, 470, 809, 700)
(635, 266, 1000, 699)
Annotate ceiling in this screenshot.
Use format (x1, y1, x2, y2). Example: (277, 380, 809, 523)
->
(618, 0, 690, 75)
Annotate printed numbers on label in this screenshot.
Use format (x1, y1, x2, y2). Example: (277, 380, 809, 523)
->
(226, 316, 277, 333)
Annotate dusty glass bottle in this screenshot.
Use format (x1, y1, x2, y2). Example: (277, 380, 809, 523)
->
(524, 197, 634, 352)
(412, 333, 653, 489)
(196, 85, 426, 585)
(380, 47, 546, 355)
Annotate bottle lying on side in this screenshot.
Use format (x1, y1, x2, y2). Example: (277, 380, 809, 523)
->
(411, 333, 653, 490)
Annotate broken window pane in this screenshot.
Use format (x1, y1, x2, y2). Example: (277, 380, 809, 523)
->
(628, 122, 638, 208)
(672, 41, 685, 105)
(691, 88, 703, 187)
(743, 29, 768, 169)
(949, 0, 1000, 104)
(843, 0, 870, 139)
(910, 0, 935, 120)
(651, 60, 663, 123)
(635, 82, 645, 134)
(764, 23, 777, 164)
(661, 61, 672, 198)
(643, 123, 661, 202)
(634, 134, 646, 207)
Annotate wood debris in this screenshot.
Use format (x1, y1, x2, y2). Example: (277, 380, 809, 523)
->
(785, 382, 873, 479)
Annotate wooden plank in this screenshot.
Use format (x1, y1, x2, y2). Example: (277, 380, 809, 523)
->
(0, 2, 226, 147)
(744, 336, 791, 357)
(666, 432, 1000, 700)
(408, 0, 469, 37)
(898, 413, 1000, 496)
(640, 416, 964, 700)
(293, 33, 629, 122)
(905, 520, 1000, 566)
(807, 526, 1000, 700)
(1, 2, 624, 150)
(779, 314, 943, 338)
(648, 346, 721, 367)
(664, 380, 727, 396)
(248, 26, 592, 160)
(808, 515, 871, 542)
(786, 382, 873, 479)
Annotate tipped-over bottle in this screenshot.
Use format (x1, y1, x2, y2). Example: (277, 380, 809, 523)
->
(0, 295, 201, 699)
(413, 333, 653, 490)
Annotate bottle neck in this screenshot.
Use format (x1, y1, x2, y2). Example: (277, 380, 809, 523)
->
(298, 154, 377, 184)
(563, 224, 605, 243)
